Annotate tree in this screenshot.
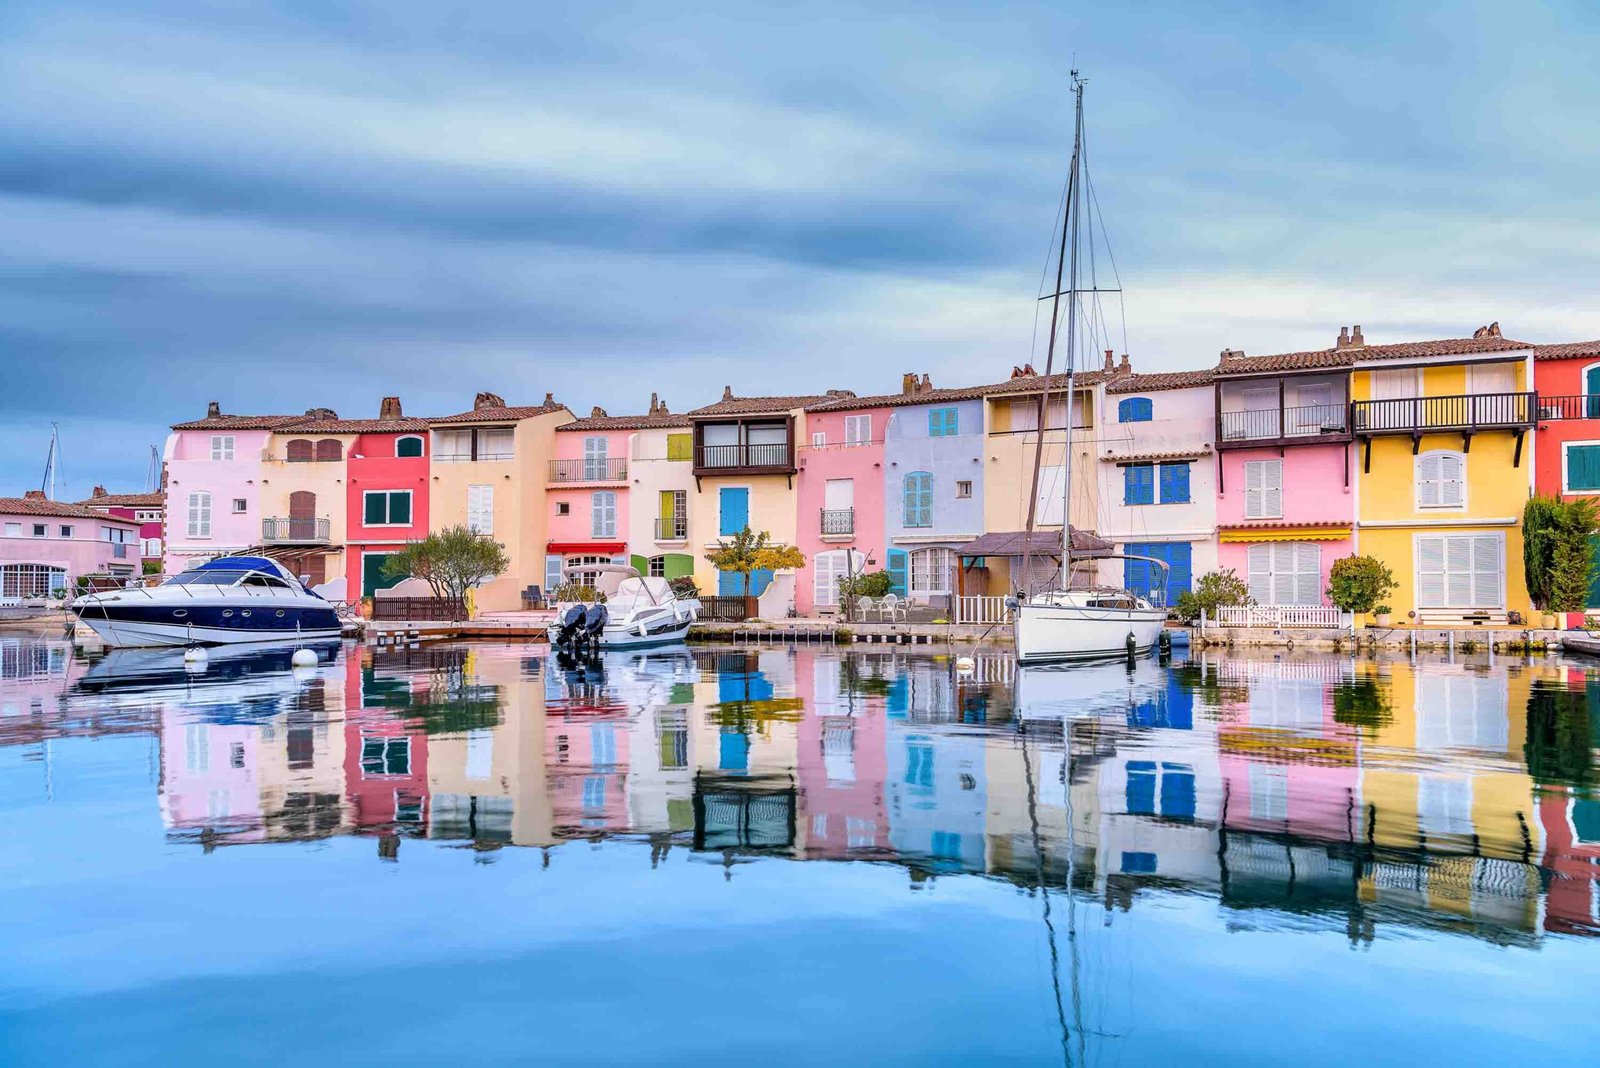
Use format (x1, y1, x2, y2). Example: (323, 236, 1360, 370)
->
(704, 526, 805, 595)
(1326, 555, 1396, 614)
(1174, 568, 1252, 623)
(383, 525, 510, 604)
(1524, 494, 1599, 613)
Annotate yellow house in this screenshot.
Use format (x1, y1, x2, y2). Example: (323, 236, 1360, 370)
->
(259, 414, 357, 588)
(427, 391, 571, 612)
(1348, 326, 1539, 623)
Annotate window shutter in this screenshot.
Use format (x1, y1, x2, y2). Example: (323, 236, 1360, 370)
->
(666, 433, 692, 462)
(886, 549, 908, 595)
(1445, 536, 1473, 607)
(397, 436, 423, 458)
(390, 492, 411, 525)
(1262, 461, 1283, 518)
(544, 554, 563, 591)
(1160, 462, 1190, 504)
(467, 485, 493, 534)
(365, 493, 387, 525)
(1440, 453, 1464, 506)
(1244, 461, 1264, 518)
(1118, 397, 1152, 422)
(1418, 536, 1446, 607)
(1293, 543, 1321, 605)
(1247, 544, 1271, 604)
(1270, 544, 1295, 606)
(1471, 535, 1502, 607)
(1416, 453, 1441, 507)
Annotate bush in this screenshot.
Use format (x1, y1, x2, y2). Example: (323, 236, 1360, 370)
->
(839, 569, 892, 598)
(550, 582, 602, 603)
(1174, 568, 1252, 623)
(1524, 495, 1600, 612)
(668, 576, 700, 599)
(1326, 555, 1396, 614)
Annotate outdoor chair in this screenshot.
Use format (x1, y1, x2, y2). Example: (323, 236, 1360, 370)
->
(879, 593, 904, 622)
(855, 596, 878, 622)
(521, 585, 544, 610)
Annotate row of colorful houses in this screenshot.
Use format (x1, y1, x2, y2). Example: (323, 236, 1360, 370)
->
(153, 323, 1600, 621)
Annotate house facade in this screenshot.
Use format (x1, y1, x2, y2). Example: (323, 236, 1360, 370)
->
(1532, 340, 1600, 609)
(337, 401, 432, 599)
(0, 493, 141, 595)
(622, 404, 699, 588)
(793, 396, 890, 615)
(546, 408, 635, 591)
(261, 411, 355, 588)
(79, 487, 165, 571)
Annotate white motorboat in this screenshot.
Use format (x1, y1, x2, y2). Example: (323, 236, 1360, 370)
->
(70, 555, 344, 648)
(547, 564, 700, 651)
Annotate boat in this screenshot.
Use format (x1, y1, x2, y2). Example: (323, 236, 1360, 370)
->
(69, 555, 343, 648)
(1011, 72, 1170, 663)
(547, 564, 700, 650)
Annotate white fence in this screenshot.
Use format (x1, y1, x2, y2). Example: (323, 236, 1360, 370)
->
(955, 596, 1013, 625)
(1211, 605, 1348, 628)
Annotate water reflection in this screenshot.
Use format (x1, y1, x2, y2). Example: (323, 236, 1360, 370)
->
(5, 635, 1600, 945)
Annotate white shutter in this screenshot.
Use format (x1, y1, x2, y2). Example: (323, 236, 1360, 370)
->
(1269, 544, 1294, 605)
(187, 492, 212, 538)
(1263, 460, 1283, 518)
(1416, 453, 1441, 507)
(1439, 453, 1465, 507)
(467, 485, 493, 534)
(544, 554, 562, 591)
(1244, 461, 1264, 519)
(1417, 536, 1446, 607)
(1445, 536, 1473, 607)
(1247, 544, 1272, 604)
(1471, 534, 1502, 607)
(1293, 543, 1322, 605)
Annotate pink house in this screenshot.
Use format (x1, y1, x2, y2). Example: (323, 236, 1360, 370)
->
(79, 487, 165, 571)
(0, 492, 141, 595)
(794, 646, 888, 858)
(545, 411, 632, 589)
(794, 402, 891, 615)
(164, 403, 312, 574)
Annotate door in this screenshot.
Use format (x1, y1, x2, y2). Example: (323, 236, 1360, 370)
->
(1467, 362, 1517, 424)
(1240, 386, 1279, 439)
(824, 479, 854, 533)
(719, 487, 749, 536)
(288, 491, 317, 541)
(363, 552, 403, 597)
(584, 436, 608, 479)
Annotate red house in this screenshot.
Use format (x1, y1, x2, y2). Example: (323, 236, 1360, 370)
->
(339, 397, 432, 598)
(79, 487, 165, 571)
(1533, 340, 1600, 499)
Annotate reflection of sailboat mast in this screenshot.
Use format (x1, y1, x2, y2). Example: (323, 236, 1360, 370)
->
(1020, 721, 1073, 1068)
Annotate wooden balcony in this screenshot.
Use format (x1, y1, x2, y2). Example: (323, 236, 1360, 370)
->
(1351, 391, 1534, 470)
(1216, 403, 1351, 449)
(691, 416, 798, 481)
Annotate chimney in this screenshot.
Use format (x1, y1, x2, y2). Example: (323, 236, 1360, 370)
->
(379, 396, 403, 420)
(474, 391, 505, 411)
(206, 401, 221, 419)
(24, 489, 44, 499)
(1350, 324, 1364, 346)
(1488, 321, 1501, 338)
(303, 407, 337, 420)
(543, 392, 555, 407)
(590, 406, 607, 418)
(1104, 349, 1115, 373)
(648, 392, 660, 414)
(920, 373, 932, 392)
(902, 372, 919, 395)
(1117, 353, 1132, 377)
(1336, 326, 1350, 349)
(1218, 348, 1245, 366)
(721, 385, 734, 401)
(91, 485, 107, 498)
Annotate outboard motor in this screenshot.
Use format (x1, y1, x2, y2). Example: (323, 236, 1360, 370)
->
(553, 604, 587, 648)
(580, 603, 609, 649)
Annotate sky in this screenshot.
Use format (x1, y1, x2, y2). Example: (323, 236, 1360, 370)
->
(2, 1, 1597, 497)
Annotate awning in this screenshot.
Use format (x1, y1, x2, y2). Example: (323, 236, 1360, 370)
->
(1218, 525, 1352, 543)
(548, 541, 627, 555)
(955, 527, 1113, 559)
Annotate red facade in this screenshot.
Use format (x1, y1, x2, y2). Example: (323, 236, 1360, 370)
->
(346, 429, 431, 598)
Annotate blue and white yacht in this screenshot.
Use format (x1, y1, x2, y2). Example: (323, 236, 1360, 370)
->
(71, 556, 343, 647)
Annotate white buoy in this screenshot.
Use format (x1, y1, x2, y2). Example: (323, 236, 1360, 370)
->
(183, 646, 207, 663)
(955, 655, 976, 673)
(291, 647, 318, 667)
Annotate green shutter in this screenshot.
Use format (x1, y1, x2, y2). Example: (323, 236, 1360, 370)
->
(1571, 445, 1600, 491)
(666, 433, 692, 461)
(364, 493, 386, 524)
(390, 492, 411, 525)
(663, 553, 695, 580)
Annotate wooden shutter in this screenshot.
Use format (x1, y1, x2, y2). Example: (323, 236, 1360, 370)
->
(1244, 461, 1280, 519)
(315, 439, 342, 462)
(1568, 445, 1600, 492)
(364, 493, 387, 525)
(285, 439, 313, 463)
(1416, 453, 1441, 507)
(1417, 536, 1446, 607)
(390, 492, 411, 525)
(1439, 453, 1464, 506)
(396, 436, 423, 458)
(1159, 462, 1190, 504)
(467, 485, 493, 534)
(1293, 543, 1321, 605)
(886, 549, 908, 595)
(718, 488, 748, 535)
(1118, 397, 1152, 422)
(1471, 534, 1502, 607)
(666, 433, 692, 462)
(1445, 536, 1473, 607)
(1247, 544, 1272, 604)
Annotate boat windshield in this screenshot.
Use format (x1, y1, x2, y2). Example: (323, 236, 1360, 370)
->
(164, 570, 292, 588)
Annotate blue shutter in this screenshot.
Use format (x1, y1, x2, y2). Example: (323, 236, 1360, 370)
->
(1125, 761, 1157, 815)
(927, 407, 958, 436)
(1124, 464, 1154, 505)
(717, 569, 742, 595)
(719, 731, 749, 771)
(886, 549, 908, 595)
(1160, 764, 1196, 820)
(1124, 551, 1151, 600)
(1165, 543, 1192, 601)
(917, 473, 932, 527)
(1159, 462, 1191, 504)
(904, 473, 932, 527)
(1118, 397, 1152, 422)
(749, 568, 774, 596)
(718, 487, 749, 535)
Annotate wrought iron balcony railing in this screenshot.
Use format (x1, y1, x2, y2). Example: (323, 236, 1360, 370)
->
(547, 457, 627, 482)
(1218, 403, 1349, 443)
(655, 516, 688, 540)
(820, 508, 855, 535)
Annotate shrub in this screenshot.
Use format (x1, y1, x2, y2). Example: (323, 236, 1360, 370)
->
(1326, 555, 1396, 614)
(839, 569, 892, 598)
(668, 576, 700, 599)
(1174, 568, 1252, 623)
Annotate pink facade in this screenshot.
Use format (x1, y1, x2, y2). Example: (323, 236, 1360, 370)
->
(545, 705, 632, 834)
(0, 498, 141, 593)
(1215, 444, 1353, 601)
(794, 405, 889, 615)
(159, 710, 265, 842)
(164, 426, 277, 571)
(546, 427, 632, 565)
(346, 428, 431, 598)
(794, 647, 889, 858)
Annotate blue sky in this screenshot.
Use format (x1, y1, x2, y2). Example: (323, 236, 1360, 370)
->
(2, 1, 1597, 496)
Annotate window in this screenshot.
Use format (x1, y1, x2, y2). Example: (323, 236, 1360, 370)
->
(314, 439, 342, 462)
(360, 735, 411, 776)
(648, 556, 666, 578)
(555, 501, 570, 516)
(812, 431, 826, 447)
(1564, 442, 1600, 494)
(362, 490, 412, 526)
(1416, 451, 1465, 509)
(186, 491, 212, 538)
(718, 487, 749, 536)
(583, 436, 609, 479)
(31, 524, 45, 537)
(813, 549, 865, 607)
(481, 428, 514, 460)
(1158, 463, 1191, 503)
(666, 433, 692, 462)
(59, 525, 72, 538)
(1, 564, 66, 598)
(232, 498, 246, 513)
(591, 491, 617, 538)
(141, 537, 162, 557)
(3, 523, 18, 536)
(285, 438, 313, 462)
(467, 485, 494, 535)
(909, 547, 955, 595)
(1417, 533, 1503, 609)
(1243, 459, 1283, 519)
(903, 471, 933, 527)
(1249, 764, 1289, 821)
(1123, 464, 1155, 505)
(210, 435, 234, 461)
(1124, 542, 1193, 603)
(1125, 760, 1196, 820)
(928, 407, 959, 436)
(660, 490, 687, 539)
(1246, 542, 1322, 605)
(1034, 465, 1066, 526)
(1117, 397, 1153, 422)
(955, 480, 973, 499)
(434, 430, 472, 462)
(845, 414, 871, 446)
(396, 435, 424, 458)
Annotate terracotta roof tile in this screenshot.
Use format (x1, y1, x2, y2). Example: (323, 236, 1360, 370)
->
(1216, 336, 1533, 377)
(430, 403, 568, 425)
(279, 418, 433, 433)
(1105, 369, 1215, 394)
(78, 492, 164, 508)
(689, 393, 843, 416)
(556, 412, 693, 431)
(1098, 449, 1213, 464)
(171, 414, 312, 430)
(1, 497, 142, 521)
(810, 370, 1116, 413)
(1535, 340, 1600, 361)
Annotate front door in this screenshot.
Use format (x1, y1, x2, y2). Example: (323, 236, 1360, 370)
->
(289, 490, 317, 541)
(719, 487, 749, 536)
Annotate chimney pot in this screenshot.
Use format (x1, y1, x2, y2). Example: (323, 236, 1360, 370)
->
(543, 392, 555, 407)
(1104, 349, 1115, 373)
(24, 489, 44, 499)
(920, 373, 932, 392)
(474, 391, 505, 411)
(206, 401, 221, 419)
(1337, 326, 1350, 349)
(648, 392, 660, 414)
(722, 385, 734, 401)
(1489, 321, 1501, 337)
(902, 372, 918, 395)
(1117, 353, 1131, 376)
(92, 485, 107, 498)
(1351, 325, 1364, 346)
(379, 396, 402, 420)
(590, 406, 607, 418)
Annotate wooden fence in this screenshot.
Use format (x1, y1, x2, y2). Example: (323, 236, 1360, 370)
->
(698, 596, 757, 623)
(372, 597, 467, 621)
(955, 595, 1013, 625)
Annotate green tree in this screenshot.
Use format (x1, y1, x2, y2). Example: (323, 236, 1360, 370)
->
(383, 525, 510, 604)
(1174, 568, 1252, 623)
(1326, 555, 1396, 614)
(705, 526, 806, 595)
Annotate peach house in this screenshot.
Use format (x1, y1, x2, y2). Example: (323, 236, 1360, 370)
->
(794, 398, 892, 615)
(0, 492, 141, 595)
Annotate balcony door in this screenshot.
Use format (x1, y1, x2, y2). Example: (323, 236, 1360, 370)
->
(824, 479, 854, 534)
(1365, 369, 1419, 430)
(583, 436, 609, 479)
(1240, 386, 1279, 439)
(289, 491, 317, 541)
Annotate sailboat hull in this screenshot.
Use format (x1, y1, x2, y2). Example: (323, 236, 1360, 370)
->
(1012, 600, 1166, 663)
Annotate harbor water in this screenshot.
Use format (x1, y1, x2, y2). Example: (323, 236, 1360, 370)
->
(2, 634, 1598, 1065)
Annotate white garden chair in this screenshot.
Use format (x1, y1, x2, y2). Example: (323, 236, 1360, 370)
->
(855, 596, 878, 622)
(879, 593, 903, 621)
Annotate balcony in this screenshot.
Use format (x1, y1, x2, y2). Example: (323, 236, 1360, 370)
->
(1218, 403, 1350, 447)
(1351, 392, 1534, 434)
(692, 417, 797, 480)
(820, 508, 854, 536)
(261, 517, 331, 545)
(655, 516, 688, 541)
(1536, 395, 1600, 421)
(695, 442, 792, 470)
(548, 457, 628, 482)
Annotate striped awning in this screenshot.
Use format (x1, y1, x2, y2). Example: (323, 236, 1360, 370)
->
(1218, 525, 1352, 543)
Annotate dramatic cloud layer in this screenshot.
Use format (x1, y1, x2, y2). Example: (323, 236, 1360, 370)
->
(2, 1, 1596, 495)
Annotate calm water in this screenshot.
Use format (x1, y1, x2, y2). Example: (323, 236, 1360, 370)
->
(2, 635, 1599, 1066)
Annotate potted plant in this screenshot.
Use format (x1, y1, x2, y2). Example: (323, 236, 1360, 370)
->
(1373, 604, 1392, 627)
(1327, 554, 1397, 632)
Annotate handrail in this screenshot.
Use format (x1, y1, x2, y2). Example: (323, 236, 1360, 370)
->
(1351, 391, 1534, 431)
(820, 508, 854, 535)
(261, 517, 331, 544)
(548, 457, 628, 481)
(1536, 395, 1600, 421)
(694, 443, 792, 469)
(1218, 403, 1349, 441)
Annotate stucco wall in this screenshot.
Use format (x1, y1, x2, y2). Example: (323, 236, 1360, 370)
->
(883, 399, 984, 547)
(164, 428, 273, 569)
(1533, 356, 1595, 497)
(347, 431, 431, 598)
(1216, 444, 1352, 526)
(0, 510, 141, 583)
(795, 405, 890, 614)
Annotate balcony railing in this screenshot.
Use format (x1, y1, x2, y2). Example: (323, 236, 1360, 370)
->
(1352, 392, 1533, 433)
(1537, 395, 1600, 421)
(655, 516, 688, 540)
(694, 443, 792, 471)
(1219, 403, 1349, 443)
(820, 508, 854, 535)
(261, 517, 331, 545)
(548, 457, 627, 482)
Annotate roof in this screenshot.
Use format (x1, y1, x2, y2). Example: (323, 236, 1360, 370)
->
(1535, 340, 1600, 361)
(430, 403, 568, 425)
(1216, 336, 1533, 377)
(1099, 449, 1212, 464)
(556, 412, 693, 431)
(78, 492, 164, 508)
(0, 497, 141, 522)
(689, 393, 844, 417)
(955, 527, 1113, 558)
(171, 414, 311, 431)
(1105, 369, 1215, 394)
(809, 370, 1116, 414)
(280, 418, 432, 433)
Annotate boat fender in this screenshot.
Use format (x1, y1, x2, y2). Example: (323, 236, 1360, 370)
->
(1125, 632, 1137, 658)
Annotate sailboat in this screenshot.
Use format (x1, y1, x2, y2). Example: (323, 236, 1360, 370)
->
(1011, 73, 1169, 663)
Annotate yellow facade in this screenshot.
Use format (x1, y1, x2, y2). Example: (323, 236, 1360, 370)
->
(260, 432, 358, 583)
(687, 408, 809, 596)
(1353, 360, 1534, 620)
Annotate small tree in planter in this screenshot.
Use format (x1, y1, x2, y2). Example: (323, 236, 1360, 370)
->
(383, 525, 509, 618)
(1174, 568, 1252, 624)
(1326, 555, 1396, 626)
(705, 527, 806, 612)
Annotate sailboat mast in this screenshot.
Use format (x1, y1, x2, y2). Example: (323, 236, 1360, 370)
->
(1020, 74, 1085, 598)
(40, 424, 58, 500)
(1058, 75, 1086, 589)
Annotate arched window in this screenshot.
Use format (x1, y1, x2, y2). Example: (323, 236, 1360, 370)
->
(315, 439, 342, 462)
(1118, 397, 1153, 422)
(903, 472, 932, 528)
(396, 435, 424, 458)
(1416, 450, 1466, 509)
(284, 439, 313, 462)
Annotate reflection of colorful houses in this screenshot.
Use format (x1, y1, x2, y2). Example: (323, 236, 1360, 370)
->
(1540, 791, 1600, 936)
(690, 649, 800, 856)
(343, 658, 430, 838)
(886, 667, 988, 874)
(544, 655, 633, 836)
(159, 710, 266, 843)
(795, 646, 888, 859)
